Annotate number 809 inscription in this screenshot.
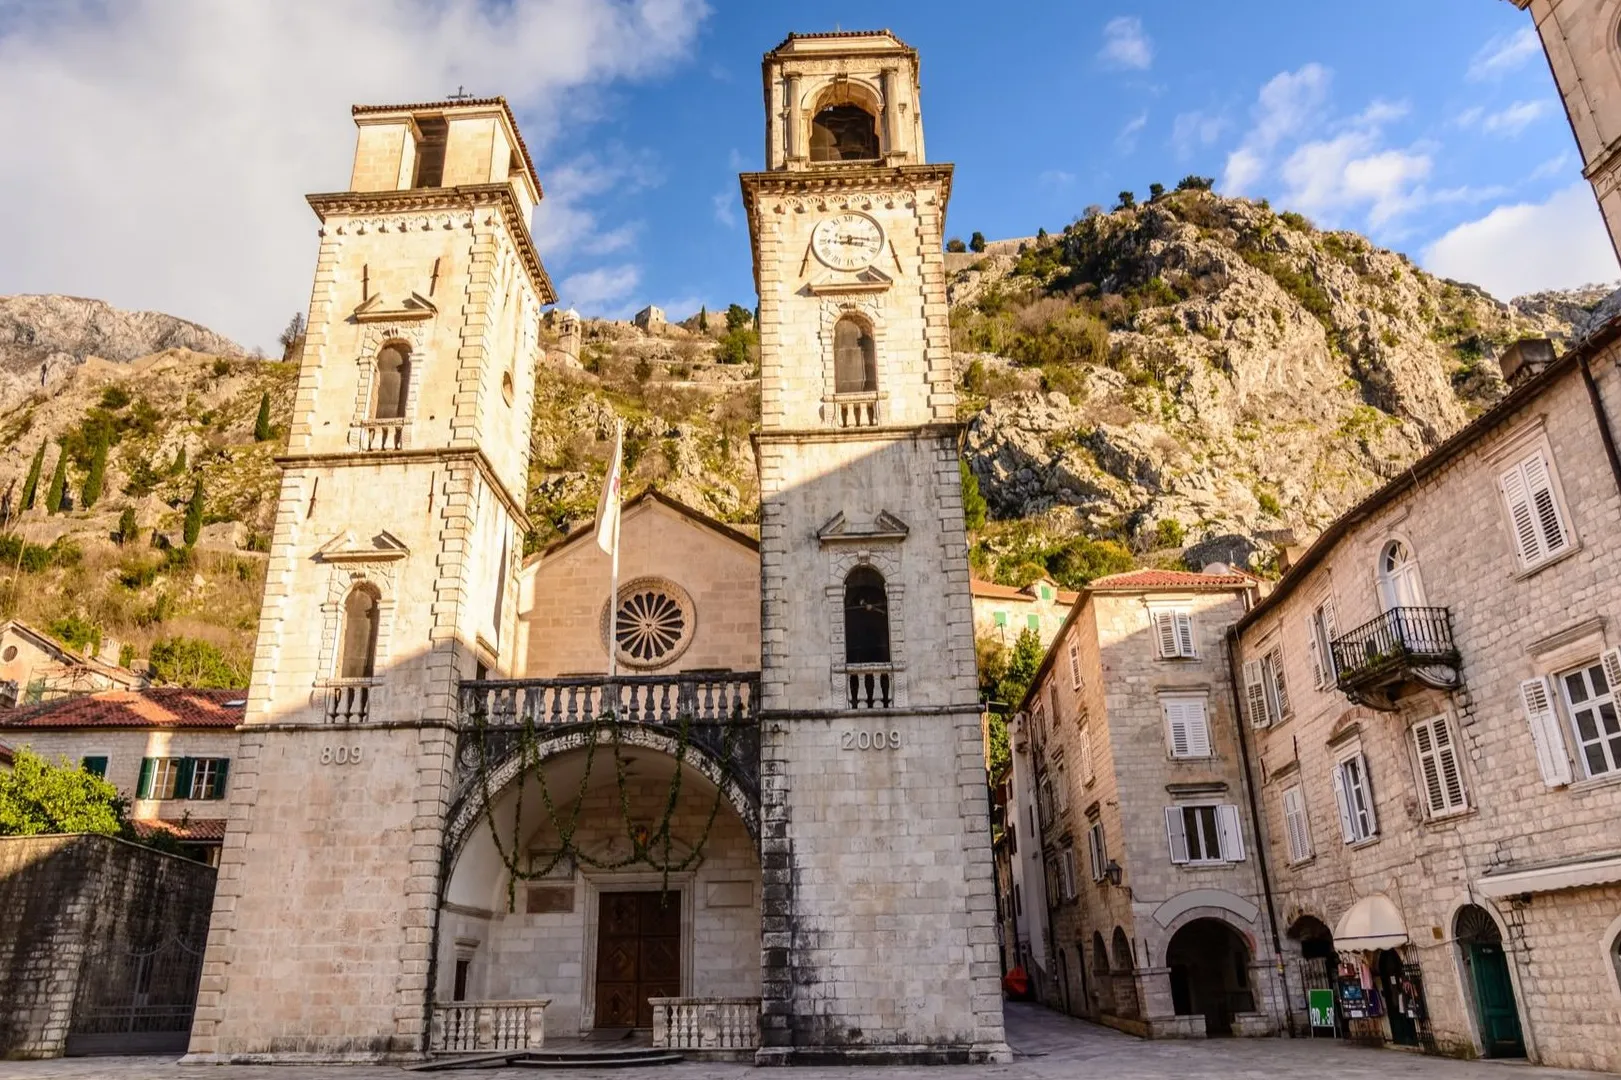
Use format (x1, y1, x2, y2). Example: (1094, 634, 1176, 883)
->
(841, 729, 902, 751)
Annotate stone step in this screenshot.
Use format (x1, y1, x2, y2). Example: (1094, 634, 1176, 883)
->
(510, 1048, 685, 1068)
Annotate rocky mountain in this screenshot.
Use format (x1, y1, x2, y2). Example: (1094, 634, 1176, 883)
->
(0, 295, 246, 414)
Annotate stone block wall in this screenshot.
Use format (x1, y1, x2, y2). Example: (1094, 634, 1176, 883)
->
(0, 833, 216, 1059)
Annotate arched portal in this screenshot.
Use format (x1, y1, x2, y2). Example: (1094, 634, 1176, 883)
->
(1287, 914, 1337, 1031)
(1111, 927, 1140, 1019)
(1456, 904, 1525, 1058)
(441, 735, 761, 1036)
(1166, 918, 1254, 1036)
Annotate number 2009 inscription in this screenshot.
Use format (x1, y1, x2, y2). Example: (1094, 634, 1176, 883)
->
(841, 730, 901, 750)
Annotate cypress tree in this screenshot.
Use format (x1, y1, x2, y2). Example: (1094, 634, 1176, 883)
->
(44, 448, 68, 515)
(117, 507, 138, 546)
(254, 392, 272, 442)
(170, 445, 187, 477)
(80, 433, 108, 509)
(183, 475, 204, 546)
(20, 441, 44, 510)
(698, 306, 708, 332)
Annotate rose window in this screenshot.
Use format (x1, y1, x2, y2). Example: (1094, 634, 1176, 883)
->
(601, 578, 695, 669)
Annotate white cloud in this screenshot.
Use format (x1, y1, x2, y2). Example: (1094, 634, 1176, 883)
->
(1099, 16, 1152, 71)
(1423, 184, 1620, 300)
(1480, 99, 1550, 136)
(1281, 134, 1432, 227)
(1116, 111, 1148, 155)
(1529, 152, 1574, 182)
(1038, 169, 1076, 188)
(1467, 26, 1541, 82)
(1220, 63, 1332, 194)
(560, 264, 642, 311)
(1170, 109, 1228, 159)
(530, 150, 659, 260)
(712, 189, 737, 228)
(0, 0, 708, 348)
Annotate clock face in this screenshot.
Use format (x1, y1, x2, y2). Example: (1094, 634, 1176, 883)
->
(811, 213, 884, 272)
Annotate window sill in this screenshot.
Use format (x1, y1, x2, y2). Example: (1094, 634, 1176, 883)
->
(1287, 854, 1316, 869)
(1567, 770, 1621, 795)
(1167, 754, 1218, 763)
(1419, 807, 1475, 829)
(1177, 860, 1238, 870)
(1345, 836, 1381, 851)
(1511, 542, 1581, 582)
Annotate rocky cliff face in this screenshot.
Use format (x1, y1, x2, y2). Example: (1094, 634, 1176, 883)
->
(0, 295, 245, 413)
(953, 191, 1611, 580)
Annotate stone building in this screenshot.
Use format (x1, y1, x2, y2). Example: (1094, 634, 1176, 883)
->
(1235, 321, 1621, 1069)
(185, 31, 1005, 1065)
(0, 689, 244, 865)
(970, 577, 1075, 651)
(632, 305, 666, 333)
(1515, 0, 1621, 259)
(1011, 568, 1282, 1038)
(0, 620, 144, 707)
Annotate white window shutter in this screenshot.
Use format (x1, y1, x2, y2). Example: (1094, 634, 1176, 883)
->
(1080, 726, 1095, 783)
(1307, 617, 1325, 689)
(1215, 804, 1246, 861)
(1282, 787, 1311, 862)
(1434, 716, 1467, 812)
(1243, 660, 1269, 728)
(1322, 600, 1339, 679)
(1412, 720, 1446, 816)
(1164, 806, 1189, 864)
(1501, 460, 1545, 566)
(1269, 646, 1292, 719)
(1331, 765, 1356, 843)
(1356, 752, 1379, 835)
(1185, 699, 1211, 758)
(1069, 640, 1082, 689)
(1175, 612, 1196, 658)
(1165, 700, 1191, 757)
(1155, 612, 1178, 659)
(1522, 452, 1569, 557)
(1519, 676, 1573, 787)
(1602, 649, 1621, 698)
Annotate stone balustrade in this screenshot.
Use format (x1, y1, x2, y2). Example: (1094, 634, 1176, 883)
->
(427, 999, 549, 1055)
(354, 418, 406, 451)
(650, 997, 760, 1052)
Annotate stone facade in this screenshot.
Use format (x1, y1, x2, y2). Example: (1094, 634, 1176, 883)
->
(971, 578, 1076, 653)
(1013, 570, 1283, 1039)
(1236, 327, 1621, 1069)
(0, 620, 143, 707)
(1517, 0, 1621, 260)
(741, 31, 1007, 1063)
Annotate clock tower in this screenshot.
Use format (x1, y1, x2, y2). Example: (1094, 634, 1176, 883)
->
(741, 31, 1009, 1063)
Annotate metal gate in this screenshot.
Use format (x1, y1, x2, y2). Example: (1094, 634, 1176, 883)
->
(66, 931, 206, 1055)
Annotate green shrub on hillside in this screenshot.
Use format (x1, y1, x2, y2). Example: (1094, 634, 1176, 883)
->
(147, 636, 249, 689)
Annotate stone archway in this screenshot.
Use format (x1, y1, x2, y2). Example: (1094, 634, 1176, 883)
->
(1166, 918, 1255, 1036)
(1455, 904, 1525, 1058)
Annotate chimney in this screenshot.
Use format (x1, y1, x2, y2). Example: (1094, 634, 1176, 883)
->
(1499, 337, 1556, 387)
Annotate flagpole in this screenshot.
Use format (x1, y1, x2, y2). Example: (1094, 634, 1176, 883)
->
(605, 419, 623, 711)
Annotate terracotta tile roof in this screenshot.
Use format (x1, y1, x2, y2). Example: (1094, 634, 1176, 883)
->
(1087, 569, 1255, 590)
(969, 577, 1078, 604)
(131, 817, 227, 843)
(0, 689, 246, 730)
(0, 741, 12, 766)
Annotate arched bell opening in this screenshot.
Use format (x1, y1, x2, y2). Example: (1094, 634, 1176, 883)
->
(440, 736, 761, 1036)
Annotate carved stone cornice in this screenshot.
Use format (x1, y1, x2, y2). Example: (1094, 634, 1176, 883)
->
(305, 183, 556, 303)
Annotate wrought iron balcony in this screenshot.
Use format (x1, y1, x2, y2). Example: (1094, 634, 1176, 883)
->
(1330, 607, 1460, 707)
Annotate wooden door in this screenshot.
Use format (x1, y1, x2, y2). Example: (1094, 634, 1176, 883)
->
(1469, 942, 1526, 1057)
(594, 891, 681, 1029)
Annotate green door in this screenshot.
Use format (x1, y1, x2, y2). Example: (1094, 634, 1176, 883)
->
(1468, 942, 1525, 1058)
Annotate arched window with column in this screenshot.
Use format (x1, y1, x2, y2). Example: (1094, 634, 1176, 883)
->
(372, 343, 411, 421)
(339, 585, 381, 679)
(833, 315, 877, 394)
(810, 103, 880, 162)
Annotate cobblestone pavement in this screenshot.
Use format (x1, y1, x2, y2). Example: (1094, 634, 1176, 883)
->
(1, 1004, 1610, 1080)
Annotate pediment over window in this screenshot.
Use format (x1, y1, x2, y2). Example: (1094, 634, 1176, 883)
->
(805, 266, 892, 296)
(351, 291, 438, 323)
(315, 529, 410, 562)
(817, 509, 909, 545)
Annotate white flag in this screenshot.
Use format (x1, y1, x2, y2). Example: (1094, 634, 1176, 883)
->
(595, 420, 623, 554)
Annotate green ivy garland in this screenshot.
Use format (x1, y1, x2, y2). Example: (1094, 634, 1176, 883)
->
(470, 692, 741, 912)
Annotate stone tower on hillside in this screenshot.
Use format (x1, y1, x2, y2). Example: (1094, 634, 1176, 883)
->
(186, 98, 553, 1061)
(740, 31, 1009, 1062)
(1515, 0, 1621, 260)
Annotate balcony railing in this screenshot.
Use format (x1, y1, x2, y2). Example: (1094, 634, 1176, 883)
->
(827, 392, 880, 428)
(459, 672, 759, 728)
(324, 680, 377, 724)
(650, 997, 759, 1052)
(428, 999, 548, 1056)
(1331, 607, 1460, 696)
(845, 664, 894, 709)
(355, 418, 405, 451)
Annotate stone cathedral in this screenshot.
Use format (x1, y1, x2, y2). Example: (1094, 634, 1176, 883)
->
(186, 31, 1007, 1065)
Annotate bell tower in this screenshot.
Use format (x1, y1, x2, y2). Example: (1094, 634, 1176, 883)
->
(186, 98, 553, 1061)
(741, 32, 1008, 1063)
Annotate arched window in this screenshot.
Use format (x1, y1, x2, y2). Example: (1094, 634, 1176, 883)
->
(339, 586, 380, 679)
(843, 566, 890, 665)
(810, 104, 880, 162)
(833, 316, 877, 393)
(1377, 538, 1426, 610)
(372, 344, 411, 420)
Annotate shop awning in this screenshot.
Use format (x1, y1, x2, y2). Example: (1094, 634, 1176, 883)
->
(1333, 893, 1408, 951)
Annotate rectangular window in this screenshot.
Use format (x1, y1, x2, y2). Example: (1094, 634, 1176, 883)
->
(1060, 847, 1078, 901)
(146, 758, 181, 800)
(1165, 804, 1246, 864)
(1078, 724, 1095, 785)
(993, 610, 1007, 628)
(1244, 645, 1292, 727)
(1332, 754, 1378, 843)
(81, 755, 108, 779)
(1281, 785, 1313, 863)
(1161, 694, 1212, 759)
(1039, 777, 1054, 827)
(189, 758, 230, 801)
(1032, 701, 1047, 745)
(1411, 716, 1467, 817)
(1560, 659, 1621, 779)
(1307, 599, 1338, 689)
(1039, 584, 1054, 601)
(1049, 682, 1062, 728)
(1499, 447, 1571, 570)
(1086, 820, 1106, 881)
(1027, 613, 1041, 631)
(1153, 610, 1197, 659)
(1053, 764, 1070, 815)
(1068, 639, 1082, 690)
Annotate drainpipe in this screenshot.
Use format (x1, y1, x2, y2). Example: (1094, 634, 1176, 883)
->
(1226, 625, 1295, 1037)
(1577, 351, 1621, 499)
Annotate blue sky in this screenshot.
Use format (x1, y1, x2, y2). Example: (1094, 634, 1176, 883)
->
(539, 0, 1617, 321)
(0, 0, 1614, 348)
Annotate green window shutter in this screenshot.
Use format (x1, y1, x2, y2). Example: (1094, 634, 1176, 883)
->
(992, 611, 1007, 628)
(213, 759, 230, 800)
(1027, 614, 1040, 630)
(1040, 585, 1053, 600)
(136, 757, 155, 799)
(82, 756, 108, 778)
(174, 757, 196, 800)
